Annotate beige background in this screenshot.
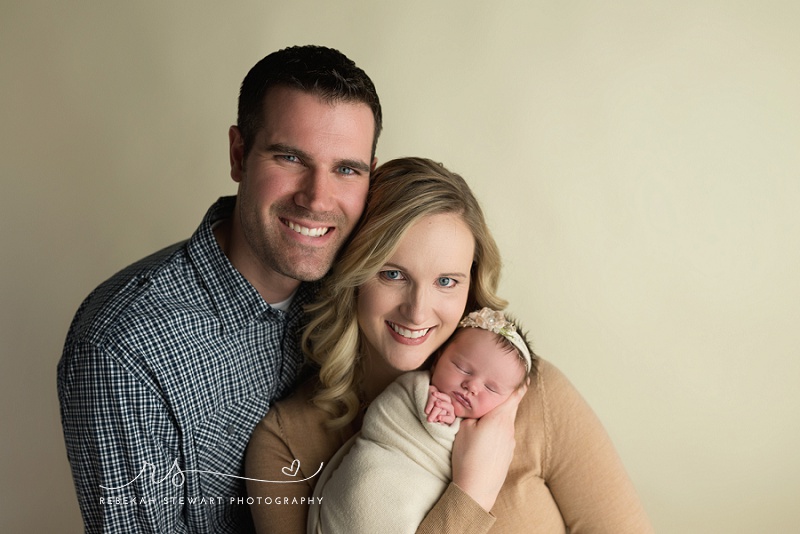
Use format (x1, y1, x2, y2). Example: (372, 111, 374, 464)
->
(2, 1, 799, 532)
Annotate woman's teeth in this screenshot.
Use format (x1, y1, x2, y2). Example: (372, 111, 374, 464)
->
(389, 323, 430, 339)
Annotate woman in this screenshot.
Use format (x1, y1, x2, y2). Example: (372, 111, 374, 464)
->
(245, 157, 653, 533)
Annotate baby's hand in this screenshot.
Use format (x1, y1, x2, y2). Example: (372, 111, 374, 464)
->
(425, 385, 456, 425)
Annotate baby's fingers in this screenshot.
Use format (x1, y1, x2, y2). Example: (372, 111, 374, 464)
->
(426, 405, 443, 423)
(425, 387, 438, 415)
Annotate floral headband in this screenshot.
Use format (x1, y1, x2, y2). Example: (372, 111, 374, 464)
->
(459, 307, 532, 372)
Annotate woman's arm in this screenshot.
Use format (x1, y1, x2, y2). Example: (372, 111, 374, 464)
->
(540, 361, 654, 533)
(416, 385, 527, 534)
(245, 405, 316, 534)
(245, 380, 353, 534)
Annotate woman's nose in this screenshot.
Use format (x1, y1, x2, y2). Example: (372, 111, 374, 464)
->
(399, 286, 428, 325)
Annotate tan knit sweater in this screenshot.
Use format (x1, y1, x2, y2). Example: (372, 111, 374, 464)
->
(245, 359, 654, 533)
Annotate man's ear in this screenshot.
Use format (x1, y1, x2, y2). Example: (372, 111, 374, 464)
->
(370, 157, 378, 172)
(229, 126, 245, 183)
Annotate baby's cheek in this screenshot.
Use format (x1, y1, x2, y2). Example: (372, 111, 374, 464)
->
(483, 395, 509, 416)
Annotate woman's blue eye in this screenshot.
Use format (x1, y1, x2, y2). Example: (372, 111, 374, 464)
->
(382, 270, 402, 280)
(437, 277, 455, 287)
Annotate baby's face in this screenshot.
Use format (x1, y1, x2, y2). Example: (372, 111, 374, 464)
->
(430, 328, 526, 419)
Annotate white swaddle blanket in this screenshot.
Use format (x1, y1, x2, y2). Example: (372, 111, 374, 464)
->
(308, 370, 460, 534)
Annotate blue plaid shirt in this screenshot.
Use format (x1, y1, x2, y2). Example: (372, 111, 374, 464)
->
(58, 197, 314, 533)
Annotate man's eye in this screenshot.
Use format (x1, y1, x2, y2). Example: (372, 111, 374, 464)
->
(337, 166, 356, 176)
(280, 155, 300, 163)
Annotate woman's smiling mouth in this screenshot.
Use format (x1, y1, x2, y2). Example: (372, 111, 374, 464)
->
(388, 322, 431, 339)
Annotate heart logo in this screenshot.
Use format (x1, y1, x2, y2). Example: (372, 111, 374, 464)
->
(281, 459, 300, 477)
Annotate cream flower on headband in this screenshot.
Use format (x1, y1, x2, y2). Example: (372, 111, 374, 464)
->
(459, 308, 532, 372)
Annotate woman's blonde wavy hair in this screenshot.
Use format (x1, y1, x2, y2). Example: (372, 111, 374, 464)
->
(303, 157, 506, 428)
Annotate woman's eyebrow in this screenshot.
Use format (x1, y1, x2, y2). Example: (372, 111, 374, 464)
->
(381, 263, 467, 279)
(439, 271, 468, 279)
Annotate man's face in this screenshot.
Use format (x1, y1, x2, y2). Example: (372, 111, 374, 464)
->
(229, 86, 376, 292)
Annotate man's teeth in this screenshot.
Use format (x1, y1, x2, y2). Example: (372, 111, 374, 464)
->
(287, 221, 330, 237)
(389, 323, 430, 339)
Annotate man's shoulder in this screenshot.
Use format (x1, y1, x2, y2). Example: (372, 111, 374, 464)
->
(65, 240, 199, 349)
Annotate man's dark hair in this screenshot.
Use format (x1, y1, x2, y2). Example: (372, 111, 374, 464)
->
(237, 45, 382, 159)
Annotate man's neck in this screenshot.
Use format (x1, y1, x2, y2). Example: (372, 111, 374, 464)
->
(212, 218, 300, 304)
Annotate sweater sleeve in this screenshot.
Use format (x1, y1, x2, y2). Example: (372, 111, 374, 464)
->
(416, 482, 496, 534)
(540, 361, 654, 533)
(245, 380, 352, 534)
(245, 404, 314, 534)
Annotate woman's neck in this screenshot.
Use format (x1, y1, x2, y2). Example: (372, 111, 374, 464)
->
(360, 352, 403, 404)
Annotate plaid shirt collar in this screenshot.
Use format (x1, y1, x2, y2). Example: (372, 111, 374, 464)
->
(187, 196, 311, 335)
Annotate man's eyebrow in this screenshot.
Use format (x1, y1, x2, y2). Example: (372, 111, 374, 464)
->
(264, 143, 309, 159)
(337, 158, 371, 174)
(264, 144, 370, 173)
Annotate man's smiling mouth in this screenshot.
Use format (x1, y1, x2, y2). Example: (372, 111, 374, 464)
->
(283, 219, 331, 237)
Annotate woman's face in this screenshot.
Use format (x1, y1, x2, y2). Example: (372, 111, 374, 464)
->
(357, 212, 475, 380)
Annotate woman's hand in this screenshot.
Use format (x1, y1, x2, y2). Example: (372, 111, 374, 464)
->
(450, 383, 528, 511)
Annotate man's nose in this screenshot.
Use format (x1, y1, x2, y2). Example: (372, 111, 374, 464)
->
(294, 169, 334, 212)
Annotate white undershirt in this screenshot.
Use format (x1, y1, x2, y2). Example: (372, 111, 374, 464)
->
(212, 219, 297, 312)
(269, 290, 296, 312)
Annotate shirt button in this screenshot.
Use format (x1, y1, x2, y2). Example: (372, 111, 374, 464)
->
(226, 424, 236, 435)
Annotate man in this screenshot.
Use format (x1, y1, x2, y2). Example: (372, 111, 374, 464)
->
(57, 45, 381, 533)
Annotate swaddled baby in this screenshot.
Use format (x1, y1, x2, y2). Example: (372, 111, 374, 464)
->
(308, 308, 535, 534)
